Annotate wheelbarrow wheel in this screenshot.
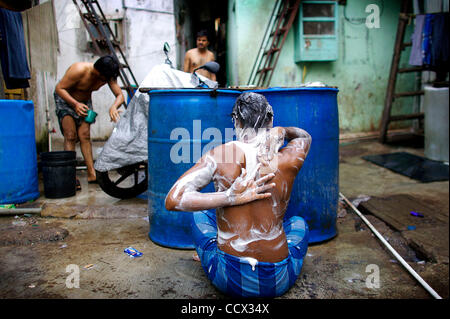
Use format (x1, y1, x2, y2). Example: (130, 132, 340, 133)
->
(96, 162, 148, 199)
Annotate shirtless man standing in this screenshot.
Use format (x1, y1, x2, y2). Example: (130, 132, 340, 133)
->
(54, 55, 124, 184)
(183, 30, 216, 81)
(165, 92, 311, 297)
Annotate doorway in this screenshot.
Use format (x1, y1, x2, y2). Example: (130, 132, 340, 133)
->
(174, 0, 228, 87)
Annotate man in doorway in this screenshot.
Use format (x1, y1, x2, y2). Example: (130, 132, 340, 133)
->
(183, 30, 216, 81)
(165, 92, 311, 297)
(54, 55, 124, 185)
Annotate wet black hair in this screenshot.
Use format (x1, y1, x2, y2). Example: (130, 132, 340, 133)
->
(231, 92, 274, 129)
(94, 55, 120, 81)
(196, 29, 209, 39)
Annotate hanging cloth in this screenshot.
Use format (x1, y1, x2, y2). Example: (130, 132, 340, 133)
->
(430, 12, 449, 71)
(422, 14, 434, 68)
(0, 8, 30, 89)
(409, 14, 425, 66)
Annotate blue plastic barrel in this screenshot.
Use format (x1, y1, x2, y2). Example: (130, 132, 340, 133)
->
(0, 99, 40, 204)
(147, 87, 339, 248)
(252, 87, 339, 243)
(147, 89, 241, 248)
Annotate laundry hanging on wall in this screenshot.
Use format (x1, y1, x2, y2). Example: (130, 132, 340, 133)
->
(408, 12, 449, 71)
(21, 0, 59, 75)
(409, 14, 426, 66)
(430, 13, 449, 71)
(0, 8, 30, 89)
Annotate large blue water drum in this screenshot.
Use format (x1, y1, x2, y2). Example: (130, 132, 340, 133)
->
(252, 87, 339, 243)
(0, 100, 40, 204)
(147, 89, 241, 248)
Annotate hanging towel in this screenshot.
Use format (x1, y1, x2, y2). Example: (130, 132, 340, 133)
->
(430, 13, 449, 71)
(22, 1, 59, 75)
(0, 8, 30, 89)
(409, 14, 426, 66)
(422, 14, 434, 67)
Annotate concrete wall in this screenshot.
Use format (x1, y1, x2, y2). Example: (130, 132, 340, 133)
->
(29, 0, 422, 142)
(173, 0, 195, 69)
(226, 0, 239, 86)
(33, 0, 176, 148)
(227, 0, 417, 134)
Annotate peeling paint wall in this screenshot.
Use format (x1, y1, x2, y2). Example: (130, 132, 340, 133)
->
(228, 0, 417, 134)
(36, 0, 176, 146)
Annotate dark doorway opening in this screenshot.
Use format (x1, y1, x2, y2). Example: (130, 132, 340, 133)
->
(174, 0, 228, 87)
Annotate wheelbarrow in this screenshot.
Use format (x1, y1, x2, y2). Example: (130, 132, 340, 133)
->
(94, 43, 220, 199)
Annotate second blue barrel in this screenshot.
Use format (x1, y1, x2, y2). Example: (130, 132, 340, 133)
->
(253, 87, 339, 243)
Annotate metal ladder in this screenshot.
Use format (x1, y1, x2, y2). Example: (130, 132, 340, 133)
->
(379, 0, 424, 143)
(247, 0, 302, 87)
(72, 0, 138, 103)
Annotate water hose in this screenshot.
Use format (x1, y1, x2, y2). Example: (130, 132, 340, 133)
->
(0, 207, 42, 215)
(339, 192, 442, 299)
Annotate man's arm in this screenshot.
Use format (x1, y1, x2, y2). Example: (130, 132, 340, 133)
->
(208, 52, 216, 81)
(284, 127, 311, 148)
(107, 79, 125, 122)
(277, 127, 312, 172)
(55, 63, 89, 116)
(165, 150, 275, 212)
(209, 71, 217, 82)
(183, 51, 192, 73)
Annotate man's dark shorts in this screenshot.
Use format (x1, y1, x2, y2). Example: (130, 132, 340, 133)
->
(54, 92, 93, 135)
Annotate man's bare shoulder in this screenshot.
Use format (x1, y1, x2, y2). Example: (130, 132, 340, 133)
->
(69, 62, 91, 71)
(65, 62, 91, 78)
(205, 142, 244, 167)
(185, 48, 197, 56)
(206, 50, 215, 59)
(278, 139, 310, 173)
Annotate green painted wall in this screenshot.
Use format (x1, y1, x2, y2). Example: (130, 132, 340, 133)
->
(227, 0, 417, 134)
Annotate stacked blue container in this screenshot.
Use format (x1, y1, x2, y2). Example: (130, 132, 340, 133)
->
(0, 99, 40, 204)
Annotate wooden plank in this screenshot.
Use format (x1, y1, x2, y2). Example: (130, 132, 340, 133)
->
(394, 90, 424, 98)
(402, 225, 449, 263)
(358, 194, 449, 263)
(359, 194, 447, 230)
(398, 66, 424, 73)
(389, 112, 424, 121)
(401, 42, 412, 49)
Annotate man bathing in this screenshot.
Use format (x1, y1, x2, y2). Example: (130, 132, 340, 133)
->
(54, 55, 124, 185)
(165, 92, 312, 297)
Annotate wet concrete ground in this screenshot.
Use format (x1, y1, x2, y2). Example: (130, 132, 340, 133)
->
(0, 138, 448, 299)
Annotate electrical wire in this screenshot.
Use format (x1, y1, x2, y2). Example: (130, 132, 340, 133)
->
(340, 192, 442, 299)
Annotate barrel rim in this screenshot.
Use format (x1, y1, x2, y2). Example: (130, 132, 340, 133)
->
(41, 160, 77, 167)
(146, 88, 242, 95)
(145, 87, 339, 96)
(252, 87, 339, 93)
(40, 151, 76, 158)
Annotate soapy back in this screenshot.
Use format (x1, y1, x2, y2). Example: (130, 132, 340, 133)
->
(215, 129, 291, 263)
(166, 127, 310, 263)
